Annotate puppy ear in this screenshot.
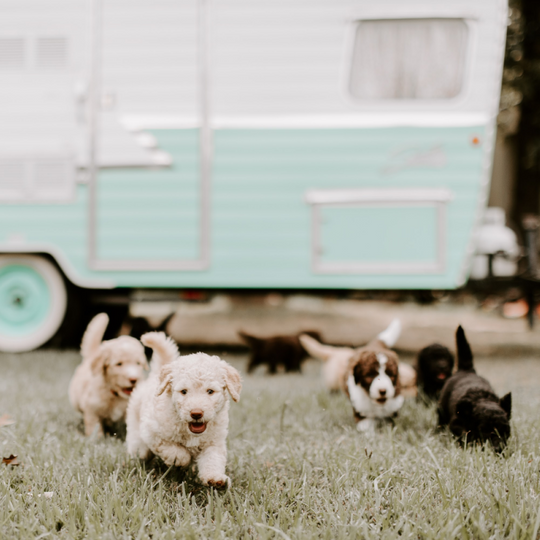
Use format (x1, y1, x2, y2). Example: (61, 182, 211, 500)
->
(90, 347, 110, 375)
(500, 392, 512, 418)
(223, 363, 242, 402)
(142, 354, 150, 371)
(352, 360, 364, 385)
(156, 364, 173, 396)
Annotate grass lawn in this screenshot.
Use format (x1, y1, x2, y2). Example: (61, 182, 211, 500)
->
(1, 350, 540, 539)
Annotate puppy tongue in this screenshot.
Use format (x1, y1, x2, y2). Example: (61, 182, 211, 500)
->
(122, 388, 134, 395)
(189, 422, 207, 434)
(436, 373, 447, 380)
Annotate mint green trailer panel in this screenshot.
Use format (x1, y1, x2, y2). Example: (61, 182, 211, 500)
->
(0, 125, 485, 289)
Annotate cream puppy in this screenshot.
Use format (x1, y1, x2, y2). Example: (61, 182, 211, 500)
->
(69, 313, 148, 437)
(127, 332, 242, 488)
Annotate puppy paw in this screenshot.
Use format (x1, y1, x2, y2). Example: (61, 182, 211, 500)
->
(200, 473, 230, 489)
(159, 446, 191, 467)
(356, 418, 376, 433)
(137, 448, 153, 461)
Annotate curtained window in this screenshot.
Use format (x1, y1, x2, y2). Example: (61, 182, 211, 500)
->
(350, 18, 469, 100)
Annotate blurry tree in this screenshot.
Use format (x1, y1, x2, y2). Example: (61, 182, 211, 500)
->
(504, 0, 540, 223)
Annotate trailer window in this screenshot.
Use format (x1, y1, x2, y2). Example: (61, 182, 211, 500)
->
(349, 18, 468, 100)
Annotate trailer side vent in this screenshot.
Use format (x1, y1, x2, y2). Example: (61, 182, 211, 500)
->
(33, 160, 72, 200)
(36, 37, 67, 68)
(0, 160, 26, 199)
(0, 38, 25, 68)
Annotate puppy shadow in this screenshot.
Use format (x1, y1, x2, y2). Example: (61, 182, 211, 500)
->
(139, 459, 218, 500)
(72, 419, 127, 441)
(103, 420, 127, 440)
(415, 390, 438, 408)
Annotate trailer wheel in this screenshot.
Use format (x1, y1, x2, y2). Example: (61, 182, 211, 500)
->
(0, 255, 67, 352)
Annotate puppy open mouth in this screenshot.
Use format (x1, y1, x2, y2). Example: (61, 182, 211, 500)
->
(436, 373, 447, 380)
(121, 387, 135, 396)
(189, 421, 207, 434)
(376, 397, 387, 404)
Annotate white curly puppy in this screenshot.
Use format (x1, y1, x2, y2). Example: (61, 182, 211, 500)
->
(69, 313, 148, 437)
(126, 332, 242, 488)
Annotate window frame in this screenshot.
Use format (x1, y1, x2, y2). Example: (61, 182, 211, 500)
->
(341, 15, 478, 111)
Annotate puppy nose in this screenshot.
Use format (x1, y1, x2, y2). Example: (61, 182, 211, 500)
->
(379, 389, 387, 396)
(190, 409, 204, 420)
(129, 378, 138, 385)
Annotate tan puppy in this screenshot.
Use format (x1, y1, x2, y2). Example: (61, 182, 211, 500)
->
(298, 335, 353, 392)
(69, 313, 148, 437)
(126, 332, 242, 488)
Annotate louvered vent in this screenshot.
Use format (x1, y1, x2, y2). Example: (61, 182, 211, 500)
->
(33, 159, 72, 200)
(0, 160, 26, 199)
(0, 38, 25, 68)
(0, 157, 73, 202)
(36, 37, 67, 68)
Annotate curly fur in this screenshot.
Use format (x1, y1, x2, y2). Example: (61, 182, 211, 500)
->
(126, 332, 242, 488)
(142, 331, 180, 373)
(69, 313, 148, 437)
(437, 326, 511, 451)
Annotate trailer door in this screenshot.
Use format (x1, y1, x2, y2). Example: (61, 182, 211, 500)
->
(88, 0, 210, 271)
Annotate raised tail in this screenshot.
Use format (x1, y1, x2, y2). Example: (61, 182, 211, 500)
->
(238, 331, 262, 349)
(377, 319, 401, 348)
(299, 333, 335, 361)
(80, 313, 109, 360)
(456, 325, 474, 372)
(141, 332, 180, 374)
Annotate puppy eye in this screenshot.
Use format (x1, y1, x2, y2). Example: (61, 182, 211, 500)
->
(180, 389, 187, 395)
(117, 362, 123, 366)
(207, 389, 214, 395)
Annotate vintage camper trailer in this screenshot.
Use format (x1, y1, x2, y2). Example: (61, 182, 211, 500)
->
(0, 0, 508, 350)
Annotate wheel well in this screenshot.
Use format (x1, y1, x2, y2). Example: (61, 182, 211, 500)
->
(0, 251, 128, 349)
(0, 248, 115, 290)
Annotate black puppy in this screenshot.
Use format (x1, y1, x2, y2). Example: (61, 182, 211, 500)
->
(121, 312, 175, 360)
(239, 330, 321, 374)
(416, 343, 454, 400)
(438, 326, 511, 451)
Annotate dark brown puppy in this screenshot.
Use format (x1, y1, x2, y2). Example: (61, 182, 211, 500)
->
(438, 326, 511, 451)
(416, 343, 454, 400)
(239, 330, 321, 374)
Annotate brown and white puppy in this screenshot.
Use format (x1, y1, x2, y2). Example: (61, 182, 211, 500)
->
(69, 313, 148, 437)
(344, 320, 405, 432)
(127, 332, 242, 488)
(299, 325, 416, 399)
